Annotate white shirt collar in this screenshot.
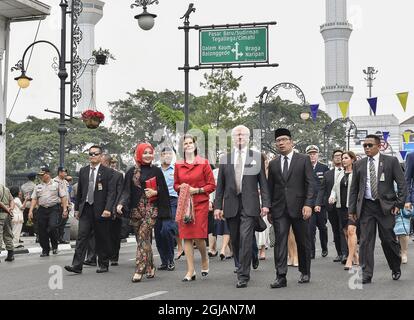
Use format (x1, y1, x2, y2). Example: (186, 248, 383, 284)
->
(283, 150, 294, 160)
(91, 163, 100, 171)
(371, 152, 380, 162)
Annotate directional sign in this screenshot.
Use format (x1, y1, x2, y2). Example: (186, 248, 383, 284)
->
(199, 27, 268, 65)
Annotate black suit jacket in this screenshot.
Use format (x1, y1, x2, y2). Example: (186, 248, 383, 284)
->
(75, 164, 116, 219)
(268, 152, 314, 219)
(348, 154, 407, 218)
(311, 162, 329, 205)
(112, 170, 124, 218)
(214, 149, 270, 218)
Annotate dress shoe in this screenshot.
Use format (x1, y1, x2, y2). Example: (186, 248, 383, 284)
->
(236, 280, 248, 288)
(270, 277, 287, 289)
(52, 248, 58, 255)
(96, 267, 109, 273)
(83, 260, 97, 266)
(333, 255, 342, 262)
(182, 271, 196, 282)
(175, 251, 185, 260)
(322, 250, 328, 257)
(167, 263, 175, 271)
(362, 276, 372, 284)
(65, 265, 82, 274)
(5, 251, 14, 262)
(252, 257, 259, 270)
(40, 252, 49, 257)
(392, 270, 401, 281)
(158, 264, 168, 270)
(220, 253, 225, 261)
(110, 261, 119, 266)
(298, 274, 310, 284)
(201, 269, 209, 277)
(208, 251, 218, 258)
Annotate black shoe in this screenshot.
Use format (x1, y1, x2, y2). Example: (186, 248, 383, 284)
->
(96, 267, 109, 273)
(5, 251, 14, 262)
(40, 252, 49, 257)
(322, 250, 328, 257)
(298, 274, 310, 284)
(19, 239, 24, 243)
(52, 248, 58, 255)
(341, 256, 348, 265)
(252, 257, 259, 270)
(182, 272, 196, 282)
(333, 255, 342, 262)
(208, 251, 218, 258)
(362, 276, 372, 284)
(233, 268, 238, 274)
(110, 261, 119, 266)
(167, 263, 175, 271)
(65, 265, 82, 274)
(83, 260, 97, 266)
(220, 253, 225, 261)
(158, 264, 168, 270)
(270, 276, 287, 289)
(175, 251, 185, 260)
(392, 270, 401, 281)
(236, 280, 248, 288)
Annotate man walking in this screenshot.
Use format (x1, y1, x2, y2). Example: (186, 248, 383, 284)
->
(65, 145, 116, 274)
(0, 183, 15, 262)
(267, 128, 314, 288)
(306, 145, 329, 259)
(214, 125, 270, 288)
(348, 134, 407, 283)
(29, 167, 68, 257)
(53, 167, 70, 244)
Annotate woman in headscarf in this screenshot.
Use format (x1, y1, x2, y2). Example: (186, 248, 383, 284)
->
(117, 143, 171, 282)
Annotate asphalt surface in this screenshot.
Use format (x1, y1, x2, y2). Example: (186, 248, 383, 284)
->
(1, 234, 414, 300)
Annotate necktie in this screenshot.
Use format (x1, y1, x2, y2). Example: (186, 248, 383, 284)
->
(235, 151, 243, 194)
(369, 157, 378, 199)
(87, 167, 96, 204)
(283, 156, 289, 180)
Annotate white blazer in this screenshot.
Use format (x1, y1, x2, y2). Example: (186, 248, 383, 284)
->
(330, 170, 353, 209)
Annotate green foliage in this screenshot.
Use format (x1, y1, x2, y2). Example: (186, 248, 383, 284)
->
(6, 116, 122, 174)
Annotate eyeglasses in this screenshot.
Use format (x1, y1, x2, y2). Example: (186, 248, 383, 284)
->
(89, 152, 101, 156)
(275, 137, 291, 143)
(363, 143, 376, 149)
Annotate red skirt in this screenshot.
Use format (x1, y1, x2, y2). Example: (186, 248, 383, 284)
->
(178, 200, 208, 239)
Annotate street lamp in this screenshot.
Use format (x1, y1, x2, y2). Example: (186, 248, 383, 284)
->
(131, 0, 159, 31)
(12, 0, 70, 168)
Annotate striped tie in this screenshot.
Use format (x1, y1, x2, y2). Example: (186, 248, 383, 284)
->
(369, 157, 378, 199)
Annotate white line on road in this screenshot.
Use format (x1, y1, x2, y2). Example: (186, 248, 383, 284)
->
(129, 291, 168, 300)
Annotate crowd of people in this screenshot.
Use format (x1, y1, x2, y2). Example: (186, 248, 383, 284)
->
(1, 126, 413, 288)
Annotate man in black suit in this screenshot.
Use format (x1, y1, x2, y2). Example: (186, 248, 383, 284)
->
(306, 145, 329, 259)
(214, 125, 270, 288)
(315, 149, 346, 263)
(267, 128, 314, 288)
(348, 135, 407, 284)
(65, 145, 116, 274)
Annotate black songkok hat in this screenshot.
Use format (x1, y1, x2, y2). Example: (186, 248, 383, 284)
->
(274, 128, 292, 140)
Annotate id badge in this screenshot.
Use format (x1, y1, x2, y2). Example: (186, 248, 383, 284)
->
(98, 183, 103, 191)
(380, 173, 385, 182)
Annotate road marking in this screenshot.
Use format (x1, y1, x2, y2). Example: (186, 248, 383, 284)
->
(129, 291, 168, 300)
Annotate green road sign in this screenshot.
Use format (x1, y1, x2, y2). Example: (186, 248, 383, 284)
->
(199, 27, 268, 65)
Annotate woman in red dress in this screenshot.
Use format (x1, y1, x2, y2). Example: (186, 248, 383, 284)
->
(174, 134, 216, 281)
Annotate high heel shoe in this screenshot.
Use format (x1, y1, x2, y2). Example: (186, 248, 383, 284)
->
(175, 251, 185, 260)
(201, 269, 209, 277)
(182, 271, 196, 282)
(208, 251, 218, 257)
(131, 273, 143, 283)
(220, 253, 225, 261)
(146, 268, 156, 279)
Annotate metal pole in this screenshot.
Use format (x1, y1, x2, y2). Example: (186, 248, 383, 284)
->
(184, 18, 189, 133)
(257, 86, 267, 151)
(58, 0, 69, 167)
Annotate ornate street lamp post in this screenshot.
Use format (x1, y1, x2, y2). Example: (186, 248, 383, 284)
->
(131, 0, 159, 31)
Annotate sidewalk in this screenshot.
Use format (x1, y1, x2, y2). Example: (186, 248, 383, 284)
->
(0, 236, 137, 257)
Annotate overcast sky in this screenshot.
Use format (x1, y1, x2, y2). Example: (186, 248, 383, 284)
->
(6, 0, 414, 125)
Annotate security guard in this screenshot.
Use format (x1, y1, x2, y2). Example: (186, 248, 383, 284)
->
(54, 167, 70, 244)
(29, 166, 68, 257)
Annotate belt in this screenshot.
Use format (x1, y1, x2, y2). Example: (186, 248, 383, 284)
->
(39, 204, 60, 209)
(364, 198, 380, 203)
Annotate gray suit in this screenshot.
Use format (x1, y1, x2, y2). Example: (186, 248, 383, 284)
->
(348, 154, 407, 279)
(214, 150, 270, 282)
(267, 152, 314, 277)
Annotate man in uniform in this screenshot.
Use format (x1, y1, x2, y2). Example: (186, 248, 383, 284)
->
(54, 167, 70, 244)
(20, 173, 37, 237)
(29, 166, 68, 257)
(0, 183, 15, 262)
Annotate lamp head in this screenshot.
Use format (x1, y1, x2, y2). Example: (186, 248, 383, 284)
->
(15, 73, 32, 89)
(135, 8, 157, 30)
(300, 112, 310, 121)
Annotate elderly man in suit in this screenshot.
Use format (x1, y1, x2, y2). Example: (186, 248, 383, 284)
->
(267, 128, 314, 288)
(214, 125, 270, 288)
(348, 134, 407, 284)
(65, 145, 116, 274)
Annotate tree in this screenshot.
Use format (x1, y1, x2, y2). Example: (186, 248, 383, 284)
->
(6, 116, 122, 174)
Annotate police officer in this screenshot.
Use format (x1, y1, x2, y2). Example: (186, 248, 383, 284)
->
(29, 166, 68, 257)
(306, 145, 329, 259)
(54, 167, 70, 244)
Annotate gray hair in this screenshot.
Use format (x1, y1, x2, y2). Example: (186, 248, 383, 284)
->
(231, 125, 250, 137)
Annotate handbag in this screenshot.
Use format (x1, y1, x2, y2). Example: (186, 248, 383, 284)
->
(145, 177, 158, 203)
(254, 215, 267, 232)
(175, 184, 195, 225)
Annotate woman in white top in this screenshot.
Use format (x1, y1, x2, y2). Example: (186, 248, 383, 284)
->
(329, 151, 359, 270)
(10, 187, 27, 248)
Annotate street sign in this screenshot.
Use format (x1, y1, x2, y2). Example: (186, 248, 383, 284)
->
(199, 27, 268, 65)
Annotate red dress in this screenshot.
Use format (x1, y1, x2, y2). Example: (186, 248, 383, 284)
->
(174, 156, 216, 239)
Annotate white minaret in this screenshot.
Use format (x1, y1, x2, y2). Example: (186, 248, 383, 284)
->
(75, 0, 104, 116)
(321, 0, 354, 120)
